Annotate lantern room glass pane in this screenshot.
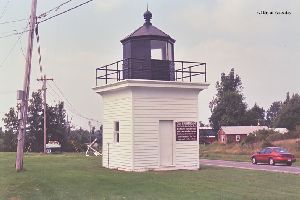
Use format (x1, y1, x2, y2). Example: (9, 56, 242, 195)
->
(150, 40, 173, 61)
(151, 48, 162, 60)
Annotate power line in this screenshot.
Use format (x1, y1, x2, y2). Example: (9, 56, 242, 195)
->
(50, 83, 84, 120)
(1, 0, 100, 126)
(0, 0, 74, 26)
(0, 18, 27, 25)
(0, 0, 73, 26)
(41, 85, 89, 132)
(38, 0, 74, 19)
(0, 0, 78, 64)
(0, 29, 23, 35)
(47, 82, 63, 101)
(0, 28, 29, 39)
(51, 81, 74, 109)
(0, 0, 93, 39)
(18, 35, 26, 58)
(0, 0, 11, 20)
(45, 89, 58, 103)
(50, 80, 101, 124)
(37, 0, 94, 24)
(47, 87, 78, 115)
(47, 85, 100, 127)
(0, 37, 21, 67)
(0, 24, 28, 68)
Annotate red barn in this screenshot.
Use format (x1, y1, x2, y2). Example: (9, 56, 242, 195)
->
(218, 126, 268, 144)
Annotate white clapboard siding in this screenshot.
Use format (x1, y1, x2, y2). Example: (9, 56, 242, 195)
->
(101, 89, 133, 170)
(132, 86, 200, 170)
(94, 79, 209, 171)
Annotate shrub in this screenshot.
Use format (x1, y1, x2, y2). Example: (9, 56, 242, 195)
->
(266, 132, 285, 141)
(242, 129, 276, 145)
(284, 130, 300, 139)
(261, 141, 274, 148)
(255, 129, 277, 141)
(0, 138, 4, 151)
(242, 133, 257, 144)
(297, 140, 300, 152)
(0, 132, 17, 152)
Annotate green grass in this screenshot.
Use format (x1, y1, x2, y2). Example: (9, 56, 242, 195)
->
(1, 153, 300, 200)
(200, 152, 250, 162)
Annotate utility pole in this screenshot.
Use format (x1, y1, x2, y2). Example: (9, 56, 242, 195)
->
(16, 0, 37, 172)
(37, 75, 53, 153)
(88, 121, 92, 143)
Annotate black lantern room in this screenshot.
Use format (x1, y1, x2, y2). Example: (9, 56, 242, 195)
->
(120, 9, 176, 81)
(95, 9, 207, 86)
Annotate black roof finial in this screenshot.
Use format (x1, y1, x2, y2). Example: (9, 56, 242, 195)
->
(143, 4, 152, 25)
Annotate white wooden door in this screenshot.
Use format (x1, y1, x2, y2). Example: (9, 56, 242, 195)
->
(159, 120, 173, 166)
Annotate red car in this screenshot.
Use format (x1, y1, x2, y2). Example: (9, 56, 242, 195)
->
(251, 147, 296, 166)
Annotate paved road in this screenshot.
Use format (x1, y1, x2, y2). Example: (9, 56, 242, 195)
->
(200, 159, 300, 174)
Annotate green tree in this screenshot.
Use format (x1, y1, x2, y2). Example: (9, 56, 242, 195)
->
(273, 93, 300, 130)
(266, 101, 282, 127)
(2, 92, 68, 152)
(1, 107, 19, 151)
(244, 103, 265, 126)
(2, 107, 19, 133)
(0, 131, 18, 152)
(64, 128, 90, 152)
(0, 127, 5, 151)
(27, 91, 43, 152)
(209, 68, 247, 131)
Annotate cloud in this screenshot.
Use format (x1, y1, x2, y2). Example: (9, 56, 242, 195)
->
(95, 0, 124, 12)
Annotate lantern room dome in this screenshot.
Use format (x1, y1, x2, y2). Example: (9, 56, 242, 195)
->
(121, 9, 175, 44)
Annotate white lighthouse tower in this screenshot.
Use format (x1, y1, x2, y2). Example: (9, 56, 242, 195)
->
(94, 9, 209, 171)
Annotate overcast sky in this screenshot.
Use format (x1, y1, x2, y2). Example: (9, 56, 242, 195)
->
(0, 0, 299, 129)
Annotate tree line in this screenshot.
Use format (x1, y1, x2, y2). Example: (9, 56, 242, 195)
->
(209, 68, 300, 131)
(0, 91, 102, 152)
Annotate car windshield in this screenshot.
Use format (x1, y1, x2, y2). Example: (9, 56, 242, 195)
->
(273, 147, 289, 153)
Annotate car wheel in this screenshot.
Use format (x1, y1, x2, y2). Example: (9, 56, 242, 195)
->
(287, 162, 292, 166)
(251, 157, 257, 164)
(269, 158, 275, 165)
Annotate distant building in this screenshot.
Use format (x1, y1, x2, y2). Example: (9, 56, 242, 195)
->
(272, 128, 289, 134)
(218, 126, 268, 144)
(199, 127, 217, 144)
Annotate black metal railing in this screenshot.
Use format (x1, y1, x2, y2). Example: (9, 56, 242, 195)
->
(95, 58, 206, 86)
(174, 61, 206, 82)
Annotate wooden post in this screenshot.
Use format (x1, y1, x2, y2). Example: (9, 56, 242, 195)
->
(88, 121, 92, 143)
(37, 75, 53, 153)
(16, 0, 37, 172)
(43, 76, 47, 153)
